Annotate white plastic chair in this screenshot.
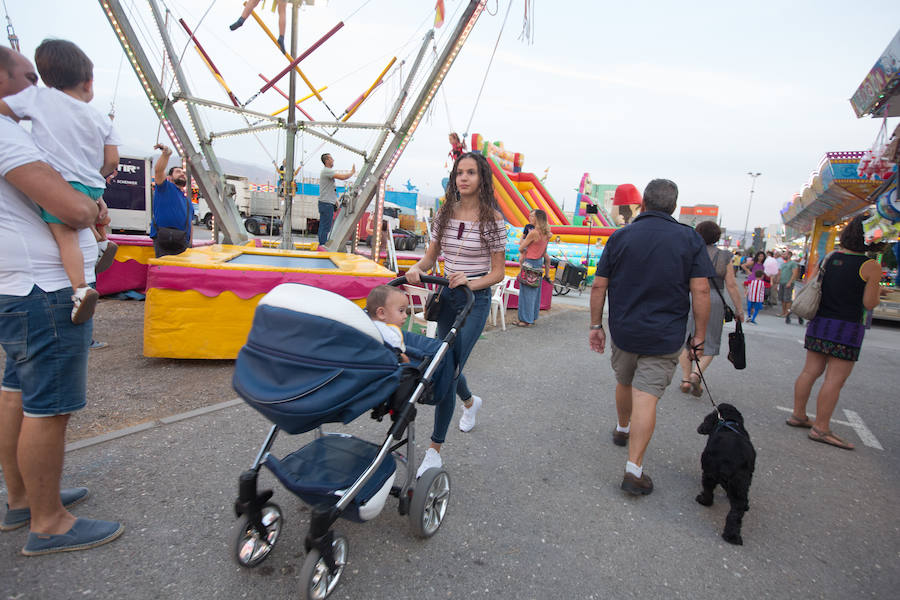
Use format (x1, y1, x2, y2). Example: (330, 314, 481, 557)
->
(490, 282, 507, 331)
(402, 284, 437, 338)
(489, 276, 519, 331)
(501, 275, 520, 316)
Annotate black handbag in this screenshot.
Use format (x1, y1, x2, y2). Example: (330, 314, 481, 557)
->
(727, 320, 746, 370)
(423, 287, 442, 321)
(152, 189, 191, 251)
(155, 226, 188, 247)
(711, 279, 744, 369)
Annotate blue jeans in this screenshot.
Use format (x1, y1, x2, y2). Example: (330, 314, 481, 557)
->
(430, 285, 490, 444)
(317, 202, 335, 245)
(517, 258, 544, 324)
(0, 286, 91, 416)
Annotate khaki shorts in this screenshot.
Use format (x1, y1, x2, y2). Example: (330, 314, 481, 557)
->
(610, 340, 681, 398)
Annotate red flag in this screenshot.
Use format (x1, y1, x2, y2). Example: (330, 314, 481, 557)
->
(434, 0, 445, 28)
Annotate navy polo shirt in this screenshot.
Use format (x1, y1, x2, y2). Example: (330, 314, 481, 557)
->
(595, 210, 714, 355)
(150, 180, 193, 239)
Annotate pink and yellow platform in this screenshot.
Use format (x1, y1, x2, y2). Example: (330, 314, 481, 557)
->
(95, 234, 215, 296)
(143, 245, 395, 359)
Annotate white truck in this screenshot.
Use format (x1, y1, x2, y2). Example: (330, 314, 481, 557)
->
(105, 158, 278, 235)
(229, 175, 282, 236)
(105, 155, 153, 234)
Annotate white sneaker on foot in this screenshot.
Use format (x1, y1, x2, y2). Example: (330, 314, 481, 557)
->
(458, 395, 482, 432)
(71, 287, 99, 324)
(416, 447, 442, 479)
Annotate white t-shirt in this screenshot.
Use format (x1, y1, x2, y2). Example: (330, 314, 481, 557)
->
(3, 86, 122, 189)
(0, 116, 97, 295)
(372, 320, 405, 352)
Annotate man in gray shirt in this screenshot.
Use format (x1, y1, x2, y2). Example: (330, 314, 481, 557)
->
(318, 153, 355, 246)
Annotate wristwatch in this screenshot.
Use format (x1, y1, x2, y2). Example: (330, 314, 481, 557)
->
(590, 324, 604, 330)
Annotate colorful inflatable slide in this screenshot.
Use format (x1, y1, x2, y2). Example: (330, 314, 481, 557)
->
(471, 134, 617, 245)
(575, 174, 617, 228)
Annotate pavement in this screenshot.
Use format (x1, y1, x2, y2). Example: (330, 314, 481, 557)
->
(2, 291, 900, 599)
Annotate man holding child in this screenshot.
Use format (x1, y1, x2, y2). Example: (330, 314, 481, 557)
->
(0, 45, 123, 556)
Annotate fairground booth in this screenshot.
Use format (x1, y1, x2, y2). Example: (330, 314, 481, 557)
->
(781, 29, 900, 321)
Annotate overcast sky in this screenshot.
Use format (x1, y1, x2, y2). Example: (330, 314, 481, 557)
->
(6, 0, 899, 230)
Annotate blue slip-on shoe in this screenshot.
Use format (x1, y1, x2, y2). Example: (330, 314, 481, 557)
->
(1, 487, 90, 531)
(22, 518, 124, 556)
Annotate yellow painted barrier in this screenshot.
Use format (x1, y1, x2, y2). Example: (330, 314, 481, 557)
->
(143, 245, 396, 359)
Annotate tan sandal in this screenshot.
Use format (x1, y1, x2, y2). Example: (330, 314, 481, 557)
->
(786, 415, 813, 428)
(688, 372, 703, 397)
(808, 427, 854, 450)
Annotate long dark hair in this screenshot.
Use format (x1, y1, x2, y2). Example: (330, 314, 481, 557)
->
(435, 152, 497, 249)
(839, 213, 886, 254)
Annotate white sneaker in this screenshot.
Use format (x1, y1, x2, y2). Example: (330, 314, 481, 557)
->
(458, 395, 482, 432)
(71, 287, 99, 324)
(416, 447, 442, 479)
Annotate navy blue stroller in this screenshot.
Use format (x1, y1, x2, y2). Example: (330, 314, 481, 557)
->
(230, 277, 472, 600)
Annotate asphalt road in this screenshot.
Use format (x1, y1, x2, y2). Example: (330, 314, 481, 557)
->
(1, 297, 899, 599)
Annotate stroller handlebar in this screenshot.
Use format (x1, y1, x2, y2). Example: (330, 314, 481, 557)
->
(388, 275, 476, 328)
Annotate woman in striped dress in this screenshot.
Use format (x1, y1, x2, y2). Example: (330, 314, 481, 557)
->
(406, 152, 506, 476)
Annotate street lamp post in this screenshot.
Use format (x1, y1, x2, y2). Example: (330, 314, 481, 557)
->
(741, 172, 762, 250)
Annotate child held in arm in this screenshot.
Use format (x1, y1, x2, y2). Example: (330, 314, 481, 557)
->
(366, 285, 410, 363)
(0, 39, 121, 324)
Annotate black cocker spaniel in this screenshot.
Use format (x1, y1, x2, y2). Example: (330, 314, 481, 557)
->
(696, 403, 756, 545)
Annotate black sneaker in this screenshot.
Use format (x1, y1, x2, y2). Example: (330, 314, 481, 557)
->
(798, 317, 804, 325)
(785, 315, 791, 324)
(612, 430, 628, 447)
(621, 471, 653, 496)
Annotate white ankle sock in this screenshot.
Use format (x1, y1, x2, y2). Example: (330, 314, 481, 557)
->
(616, 423, 630, 434)
(625, 461, 642, 478)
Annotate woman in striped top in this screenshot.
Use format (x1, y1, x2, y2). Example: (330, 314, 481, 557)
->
(406, 152, 506, 477)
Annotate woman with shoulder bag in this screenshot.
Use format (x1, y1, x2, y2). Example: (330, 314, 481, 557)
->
(678, 221, 745, 396)
(787, 214, 882, 450)
(515, 209, 551, 327)
(405, 152, 506, 476)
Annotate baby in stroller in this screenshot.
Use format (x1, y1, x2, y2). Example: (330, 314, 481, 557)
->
(366, 285, 410, 363)
(231, 280, 470, 599)
(365, 285, 461, 478)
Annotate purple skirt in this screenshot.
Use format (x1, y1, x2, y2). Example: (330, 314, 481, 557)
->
(804, 316, 865, 361)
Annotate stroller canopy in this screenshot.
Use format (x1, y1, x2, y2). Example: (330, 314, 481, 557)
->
(233, 283, 401, 434)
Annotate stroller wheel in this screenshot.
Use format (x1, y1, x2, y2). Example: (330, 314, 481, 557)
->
(232, 502, 283, 568)
(299, 534, 348, 600)
(410, 468, 450, 538)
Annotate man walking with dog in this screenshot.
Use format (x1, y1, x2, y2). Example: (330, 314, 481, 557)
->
(589, 178, 713, 496)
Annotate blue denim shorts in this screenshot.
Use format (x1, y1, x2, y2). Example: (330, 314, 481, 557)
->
(0, 286, 91, 416)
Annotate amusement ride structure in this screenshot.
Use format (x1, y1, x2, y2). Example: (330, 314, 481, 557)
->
(97, 0, 490, 254)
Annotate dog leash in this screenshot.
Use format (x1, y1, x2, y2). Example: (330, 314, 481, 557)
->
(690, 344, 722, 421)
(692, 349, 748, 436)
